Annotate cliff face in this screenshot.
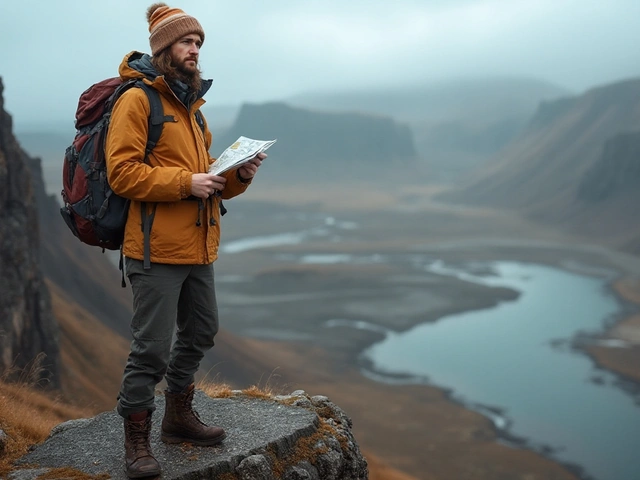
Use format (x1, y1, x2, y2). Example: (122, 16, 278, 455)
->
(0, 78, 59, 386)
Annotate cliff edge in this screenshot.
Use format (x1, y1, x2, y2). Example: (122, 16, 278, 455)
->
(12, 389, 368, 480)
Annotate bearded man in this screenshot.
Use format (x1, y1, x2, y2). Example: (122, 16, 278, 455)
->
(105, 3, 265, 478)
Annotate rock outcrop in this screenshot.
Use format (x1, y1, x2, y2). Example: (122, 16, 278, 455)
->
(14, 389, 368, 480)
(0, 77, 59, 386)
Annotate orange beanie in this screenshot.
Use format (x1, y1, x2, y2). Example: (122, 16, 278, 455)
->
(146, 3, 205, 55)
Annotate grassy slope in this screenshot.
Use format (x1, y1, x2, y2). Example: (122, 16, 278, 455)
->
(46, 281, 131, 412)
(0, 378, 92, 477)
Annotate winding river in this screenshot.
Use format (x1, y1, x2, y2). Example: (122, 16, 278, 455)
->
(362, 261, 640, 480)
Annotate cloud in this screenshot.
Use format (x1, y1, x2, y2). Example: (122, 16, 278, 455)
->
(1, 0, 639, 128)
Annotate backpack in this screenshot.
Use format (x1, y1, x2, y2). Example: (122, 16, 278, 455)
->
(60, 77, 208, 285)
(60, 77, 165, 250)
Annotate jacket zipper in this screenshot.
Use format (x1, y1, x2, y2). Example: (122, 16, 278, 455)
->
(158, 77, 211, 264)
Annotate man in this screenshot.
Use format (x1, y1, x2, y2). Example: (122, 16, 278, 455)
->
(105, 3, 265, 478)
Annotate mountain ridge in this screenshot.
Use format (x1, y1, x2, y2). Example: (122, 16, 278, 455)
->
(440, 77, 640, 250)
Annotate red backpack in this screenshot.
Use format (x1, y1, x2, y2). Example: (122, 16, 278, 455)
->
(59, 77, 165, 253)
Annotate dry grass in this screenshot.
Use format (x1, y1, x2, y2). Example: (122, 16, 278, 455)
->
(197, 380, 235, 398)
(238, 384, 279, 401)
(198, 370, 285, 400)
(0, 364, 91, 477)
(265, 421, 333, 478)
(198, 382, 279, 401)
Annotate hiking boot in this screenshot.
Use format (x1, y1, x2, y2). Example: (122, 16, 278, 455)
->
(124, 410, 161, 478)
(161, 383, 226, 446)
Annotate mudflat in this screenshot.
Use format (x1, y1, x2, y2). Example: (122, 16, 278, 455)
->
(209, 182, 640, 480)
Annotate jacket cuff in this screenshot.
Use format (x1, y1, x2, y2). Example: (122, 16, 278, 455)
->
(236, 169, 253, 184)
(180, 171, 192, 198)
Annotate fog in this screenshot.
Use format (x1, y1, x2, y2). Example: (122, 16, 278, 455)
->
(1, 0, 639, 130)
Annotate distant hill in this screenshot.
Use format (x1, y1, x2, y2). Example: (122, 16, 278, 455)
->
(287, 77, 570, 182)
(440, 78, 640, 251)
(199, 103, 240, 135)
(213, 102, 417, 183)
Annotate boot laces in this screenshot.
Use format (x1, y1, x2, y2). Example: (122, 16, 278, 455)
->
(128, 418, 151, 453)
(181, 388, 206, 425)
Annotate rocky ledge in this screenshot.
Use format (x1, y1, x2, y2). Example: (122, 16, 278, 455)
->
(12, 390, 368, 480)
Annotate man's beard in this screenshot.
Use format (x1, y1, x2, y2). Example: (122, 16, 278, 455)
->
(152, 50, 203, 93)
(176, 57, 198, 76)
(174, 59, 202, 93)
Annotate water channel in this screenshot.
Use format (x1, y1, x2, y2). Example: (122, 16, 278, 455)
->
(363, 261, 640, 480)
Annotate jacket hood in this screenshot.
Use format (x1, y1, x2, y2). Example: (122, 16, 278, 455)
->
(119, 51, 158, 81)
(118, 51, 213, 105)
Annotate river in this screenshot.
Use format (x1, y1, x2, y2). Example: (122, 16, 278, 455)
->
(361, 261, 640, 480)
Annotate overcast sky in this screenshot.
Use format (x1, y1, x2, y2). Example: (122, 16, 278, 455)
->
(1, 0, 638, 130)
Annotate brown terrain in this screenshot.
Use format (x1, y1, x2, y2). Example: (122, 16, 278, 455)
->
(4, 77, 640, 480)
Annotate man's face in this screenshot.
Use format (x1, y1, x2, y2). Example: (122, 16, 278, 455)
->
(170, 33, 202, 76)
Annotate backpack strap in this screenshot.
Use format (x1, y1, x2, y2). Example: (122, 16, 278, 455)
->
(140, 203, 158, 270)
(195, 109, 206, 136)
(137, 81, 171, 156)
(135, 81, 171, 271)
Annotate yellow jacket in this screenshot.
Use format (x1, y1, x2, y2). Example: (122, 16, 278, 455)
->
(106, 52, 249, 265)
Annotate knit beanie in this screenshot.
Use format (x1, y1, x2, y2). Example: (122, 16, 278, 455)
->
(146, 3, 205, 55)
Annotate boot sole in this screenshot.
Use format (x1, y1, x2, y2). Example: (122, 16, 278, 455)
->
(160, 431, 226, 446)
(125, 466, 161, 479)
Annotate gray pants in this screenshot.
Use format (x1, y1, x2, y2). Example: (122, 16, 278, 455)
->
(117, 258, 219, 419)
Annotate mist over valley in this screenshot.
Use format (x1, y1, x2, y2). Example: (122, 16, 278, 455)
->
(3, 1, 640, 477)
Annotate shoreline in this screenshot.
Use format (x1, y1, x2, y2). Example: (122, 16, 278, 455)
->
(583, 277, 640, 389)
(345, 268, 640, 480)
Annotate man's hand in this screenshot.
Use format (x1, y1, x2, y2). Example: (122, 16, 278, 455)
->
(191, 173, 226, 199)
(238, 152, 267, 181)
